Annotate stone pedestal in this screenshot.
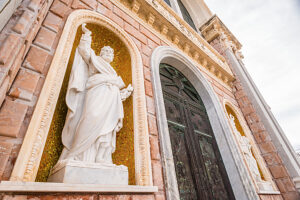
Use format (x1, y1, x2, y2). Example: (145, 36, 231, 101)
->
(48, 160, 128, 185)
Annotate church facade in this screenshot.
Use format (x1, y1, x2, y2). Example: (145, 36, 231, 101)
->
(0, 0, 299, 199)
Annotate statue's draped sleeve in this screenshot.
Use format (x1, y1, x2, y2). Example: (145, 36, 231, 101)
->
(61, 33, 90, 150)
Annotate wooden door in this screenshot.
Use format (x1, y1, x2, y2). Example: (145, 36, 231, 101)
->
(160, 63, 235, 200)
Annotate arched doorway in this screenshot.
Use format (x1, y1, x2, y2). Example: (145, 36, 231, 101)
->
(151, 46, 259, 200)
(160, 63, 234, 199)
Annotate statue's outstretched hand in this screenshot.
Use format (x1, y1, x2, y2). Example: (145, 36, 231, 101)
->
(126, 84, 133, 93)
(79, 23, 92, 60)
(121, 84, 133, 101)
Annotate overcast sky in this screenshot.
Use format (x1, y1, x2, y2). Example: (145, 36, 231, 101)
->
(204, 0, 300, 148)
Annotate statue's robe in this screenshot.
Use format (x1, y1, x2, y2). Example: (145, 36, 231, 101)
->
(229, 115, 262, 181)
(59, 34, 125, 162)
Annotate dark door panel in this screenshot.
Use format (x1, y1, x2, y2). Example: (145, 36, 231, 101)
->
(160, 63, 235, 200)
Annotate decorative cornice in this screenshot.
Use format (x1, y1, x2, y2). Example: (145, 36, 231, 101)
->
(147, 13, 155, 25)
(160, 24, 168, 35)
(112, 0, 235, 86)
(200, 15, 244, 59)
(131, 0, 141, 13)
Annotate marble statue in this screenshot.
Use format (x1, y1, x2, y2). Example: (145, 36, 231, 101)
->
(228, 114, 262, 182)
(228, 114, 274, 191)
(48, 24, 133, 184)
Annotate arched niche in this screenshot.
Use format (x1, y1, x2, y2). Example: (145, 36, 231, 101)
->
(224, 100, 279, 193)
(10, 9, 152, 187)
(36, 24, 136, 184)
(150, 46, 259, 200)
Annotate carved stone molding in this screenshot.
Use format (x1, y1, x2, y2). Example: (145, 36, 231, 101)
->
(131, 0, 140, 13)
(200, 15, 244, 59)
(111, 0, 234, 87)
(147, 13, 155, 25)
(10, 10, 152, 186)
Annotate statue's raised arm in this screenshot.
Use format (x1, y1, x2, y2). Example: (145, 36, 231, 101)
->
(82, 23, 91, 35)
(78, 23, 92, 63)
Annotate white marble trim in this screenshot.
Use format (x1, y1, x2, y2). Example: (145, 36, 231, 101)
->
(0, 181, 158, 193)
(257, 190, 281, 195)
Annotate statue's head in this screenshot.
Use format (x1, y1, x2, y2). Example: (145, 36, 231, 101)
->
(100, 46, 114, 63)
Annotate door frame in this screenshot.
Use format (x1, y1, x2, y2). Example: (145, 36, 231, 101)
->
(150, 46, 259, 200)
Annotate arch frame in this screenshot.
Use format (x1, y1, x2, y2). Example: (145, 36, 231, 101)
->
(150, 46, 259, 200)
(10, 9, 152, 186)
(223, 99, 280, 193)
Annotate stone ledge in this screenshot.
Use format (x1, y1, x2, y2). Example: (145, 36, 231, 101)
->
(257, 190, 281, 195)
(0, 181, 158, 193)
(293, 176, 300, 193)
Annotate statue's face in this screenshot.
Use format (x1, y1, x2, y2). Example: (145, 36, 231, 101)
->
(100, 47, 114, 63)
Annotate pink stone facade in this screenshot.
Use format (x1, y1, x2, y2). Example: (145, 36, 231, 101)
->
(0, 0, 298, 199)
(210, 36, 300, 200)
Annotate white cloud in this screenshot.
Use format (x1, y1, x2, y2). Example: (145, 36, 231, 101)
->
(205, 0, 300, 147)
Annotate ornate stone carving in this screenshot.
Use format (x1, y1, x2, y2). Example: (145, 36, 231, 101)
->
(228, 114, 274, 191)
(193, 51, 199, 60)
(150, 0, 230, 67)
(131, 0, 141, 13)
(200, 15, 243, 60)
(183, 43, 190, 53)
(229, 115, 261, 180)
(147, 13, 155, 25)
(112, 0, 234, 88)
(172, 35, 179, 45)
(161, 24, 168, 35)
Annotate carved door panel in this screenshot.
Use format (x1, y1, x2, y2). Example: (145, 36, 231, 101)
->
(164, 95, 198, 200)
(187, 106, 231, 200)
(160, 63, 235, 200)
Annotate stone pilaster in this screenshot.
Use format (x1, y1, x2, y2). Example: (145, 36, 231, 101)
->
(201, 15, 300, 200)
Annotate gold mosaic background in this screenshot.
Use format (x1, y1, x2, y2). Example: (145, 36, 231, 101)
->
(225, 105, 245, 137)
(36, 24, 135, 184)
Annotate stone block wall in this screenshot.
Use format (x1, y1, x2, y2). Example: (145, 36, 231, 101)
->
(0, 0, 58, 181)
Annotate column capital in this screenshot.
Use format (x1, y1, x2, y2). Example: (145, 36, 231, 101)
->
(200, 15, 244, 59)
